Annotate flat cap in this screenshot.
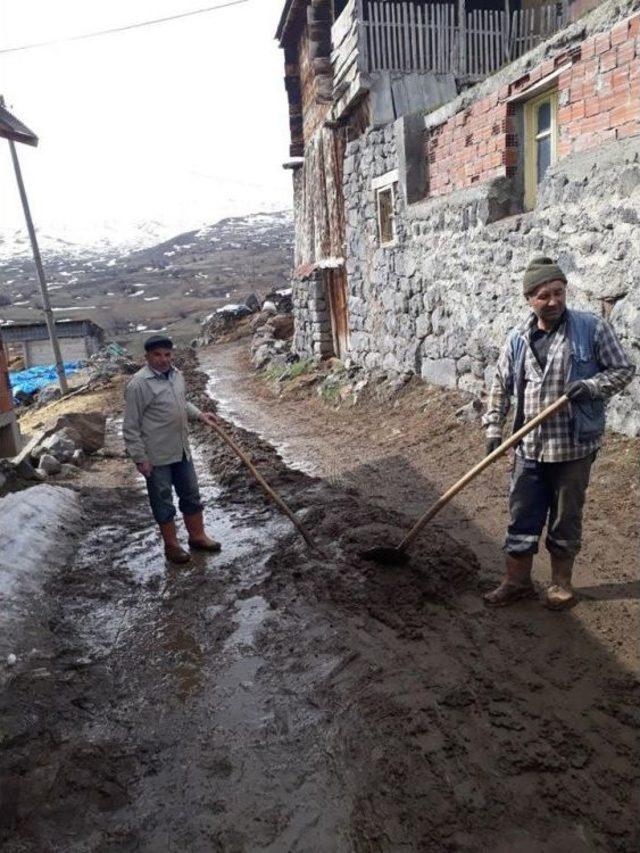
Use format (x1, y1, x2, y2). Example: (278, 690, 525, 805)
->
(144, 334, 174, 351)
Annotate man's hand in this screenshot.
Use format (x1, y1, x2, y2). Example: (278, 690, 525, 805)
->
(199, 411, 220, 429)
(566, 380, 592, 402)
(486, 437, 502, 457)
(136, 461, 154, 478)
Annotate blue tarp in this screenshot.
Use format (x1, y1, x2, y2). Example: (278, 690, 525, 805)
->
(9, 361, 84, 399)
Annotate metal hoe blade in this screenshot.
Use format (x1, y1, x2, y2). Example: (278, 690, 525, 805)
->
(360, 546, 410, 566)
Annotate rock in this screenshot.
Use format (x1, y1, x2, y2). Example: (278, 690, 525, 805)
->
(6, 654, 17, 667)
(421, 358, 458, 389)
(455, 398, 484, 423)
(33, 429, 78, 463)
(245, 292, 261, 312)
(42, 412, 106, 454)
(38, 454, 62, 475)
(72, 448, 86, 467)
(37, 385, 63, 407)
(262, 300, 277, 315)
(59, 463, 80, 478)
(269, 314, 294, 340)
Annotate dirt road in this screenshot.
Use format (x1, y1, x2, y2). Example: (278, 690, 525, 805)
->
(1, 346, 638, 851)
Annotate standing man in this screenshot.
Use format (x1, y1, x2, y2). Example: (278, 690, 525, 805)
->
(123, 334, 221, 564)
(483, 256, 634, 609)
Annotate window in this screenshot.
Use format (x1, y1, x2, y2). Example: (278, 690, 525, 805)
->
(524, 90, 558, 210)
(377, 186, 397, 245)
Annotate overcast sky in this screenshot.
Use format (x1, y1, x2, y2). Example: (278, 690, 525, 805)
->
(0, 0, 292, 245)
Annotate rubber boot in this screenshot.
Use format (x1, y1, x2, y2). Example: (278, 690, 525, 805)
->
(159, 520, 190, 564)
(183, 511, 221, 552)
(543, 556, 575, 610)
(483, 554, 536, 607)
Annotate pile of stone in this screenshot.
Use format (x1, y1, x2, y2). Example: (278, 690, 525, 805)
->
(87, 343, 139, 383)
(198, 289, 293, 349)
(250, 312, 294, 370)
(9, 412, 106, 484)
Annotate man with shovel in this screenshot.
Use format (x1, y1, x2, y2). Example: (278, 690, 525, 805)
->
(483, 256, 634, 609)
(123, 334, 221, 564)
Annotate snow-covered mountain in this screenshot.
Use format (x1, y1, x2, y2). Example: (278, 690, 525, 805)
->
(0, 210, 294, 348)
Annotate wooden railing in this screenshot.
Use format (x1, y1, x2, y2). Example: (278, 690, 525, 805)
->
(361, 1, 566, 79)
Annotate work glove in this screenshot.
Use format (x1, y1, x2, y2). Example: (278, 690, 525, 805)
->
(486, 437, 501, 457)
(566, 380, 592, 402)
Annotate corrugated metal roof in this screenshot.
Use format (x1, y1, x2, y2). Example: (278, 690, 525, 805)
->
(0, 103, 38, 147)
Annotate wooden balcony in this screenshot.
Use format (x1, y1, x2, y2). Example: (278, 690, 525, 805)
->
(331, 0, 567, 116)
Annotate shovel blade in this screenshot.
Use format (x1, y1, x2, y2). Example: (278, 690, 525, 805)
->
(360, 546, 410, 566)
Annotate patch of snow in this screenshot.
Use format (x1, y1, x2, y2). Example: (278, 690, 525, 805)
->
(52, 305, 96, 311)
(144, 296, 160, 302)
(107, 258, 117, 267)
(128, 290, 145, 297)
(136, 324, 148, 331)
(0, 486, 81, 649)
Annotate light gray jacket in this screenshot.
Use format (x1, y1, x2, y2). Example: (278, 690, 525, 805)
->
(122, 365, 202, 466)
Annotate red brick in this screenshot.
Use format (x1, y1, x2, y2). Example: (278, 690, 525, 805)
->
(538, 59, 555, 78)
(581, 58, 599, 77)
(611, 102, 640, 126)
(558, 105, 572, 123)
(612, 66, 630, 87)
(595, 32, 611, 54)
(585, 98, 601, 117)
(611, 20, 629, 46)
(617, 119, 640, 138)
(497, 85, 510, 101)
(502, 149, 518, 167)
(571, 101, 586, 120)
(629, 14, 640, 37)
(617, 39, 636, 65)
(580, 112, 611, 132)
(581, 38, 596, 60)
(631, 59, 640, 79)
(600, 48, 618, 72)
(558, 70, 573, 89)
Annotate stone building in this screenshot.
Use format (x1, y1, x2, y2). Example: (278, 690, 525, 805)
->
(278, 0, 640, 434)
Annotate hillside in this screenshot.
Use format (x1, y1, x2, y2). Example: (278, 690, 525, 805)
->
(0, 210, 294, 353)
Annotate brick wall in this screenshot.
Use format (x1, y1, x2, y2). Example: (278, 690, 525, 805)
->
(558, 14, 640, 155)
(425, 11, 640, 198)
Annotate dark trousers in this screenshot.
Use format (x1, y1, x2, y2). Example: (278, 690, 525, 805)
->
(145, 454, 203, 525)
(505, 453, 596, 558)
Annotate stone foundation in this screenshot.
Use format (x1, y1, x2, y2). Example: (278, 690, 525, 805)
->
(343, 125, 640, 435)
(292, 271, 334, 359)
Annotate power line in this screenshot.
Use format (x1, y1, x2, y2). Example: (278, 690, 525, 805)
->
(0, 0, 249, 55)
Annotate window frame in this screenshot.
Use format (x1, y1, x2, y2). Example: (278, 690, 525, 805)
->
(375, 183, 398, 248)
(524, 89, 559, 211)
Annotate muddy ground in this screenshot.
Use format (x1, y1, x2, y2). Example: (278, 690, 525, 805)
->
(0, 346, 638, 852)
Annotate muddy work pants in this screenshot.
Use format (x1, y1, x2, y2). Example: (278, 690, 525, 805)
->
(504, 452, 596, 558)
(145, 454, 203, 524)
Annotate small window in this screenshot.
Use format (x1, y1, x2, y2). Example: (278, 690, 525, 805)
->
(524, 90, 558, 210)
(376, 184, 397, 246)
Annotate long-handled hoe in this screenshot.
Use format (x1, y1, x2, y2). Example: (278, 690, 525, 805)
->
(206, 419, 317, 550)
(361, 395, 570, 566)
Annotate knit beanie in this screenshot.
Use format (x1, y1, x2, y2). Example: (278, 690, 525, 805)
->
(522, 256, 567, 296)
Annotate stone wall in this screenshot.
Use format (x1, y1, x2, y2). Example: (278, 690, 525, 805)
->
(292, 270, 334, 358)
(344, 124, 640, 435)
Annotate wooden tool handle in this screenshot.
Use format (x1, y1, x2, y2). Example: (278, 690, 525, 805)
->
(398, 394, 570, 552)
(208, 420, 316, 549)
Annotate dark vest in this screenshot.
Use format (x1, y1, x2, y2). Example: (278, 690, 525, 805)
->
(507, 309, 606, 444)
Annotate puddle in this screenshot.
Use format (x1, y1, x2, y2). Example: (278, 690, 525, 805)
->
(225, 595, 269, 652)
(200, 349, 320, 476)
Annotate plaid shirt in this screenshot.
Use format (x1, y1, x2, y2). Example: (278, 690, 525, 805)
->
(483, 311, 635, 462)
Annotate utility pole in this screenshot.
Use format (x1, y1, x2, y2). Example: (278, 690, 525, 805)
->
(1, 96, 68, 393)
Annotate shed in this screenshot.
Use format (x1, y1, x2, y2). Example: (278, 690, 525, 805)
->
(0, 329, 21, 458)
(0, 319, 104, 368)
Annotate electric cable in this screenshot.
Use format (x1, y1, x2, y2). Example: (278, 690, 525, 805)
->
(0, 0, 249, 55)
